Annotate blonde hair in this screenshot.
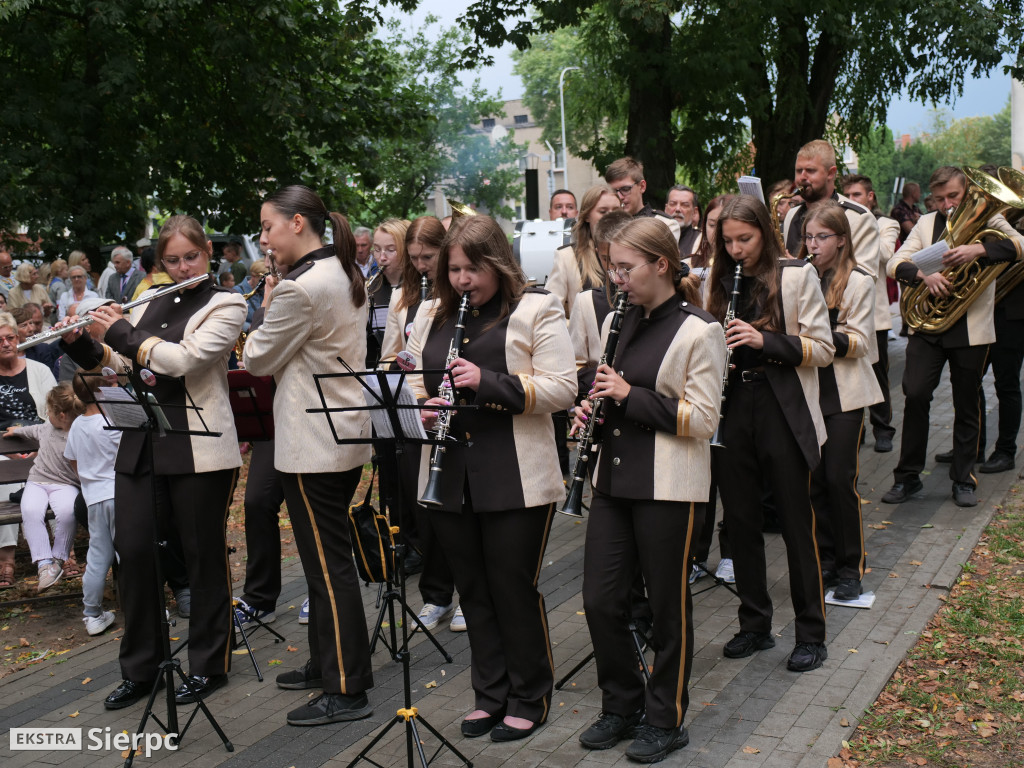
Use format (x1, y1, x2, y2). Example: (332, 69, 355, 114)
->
(798, 201, 855, 310)
(14, 263, 35, 283)
(68, 251, 88, 269)
(796, 139, 837, 169)
(571, 185, 617, 289)
(609, 218, 701, 305)
(0, 311, 17, 334)
(47, 383, 86, 420)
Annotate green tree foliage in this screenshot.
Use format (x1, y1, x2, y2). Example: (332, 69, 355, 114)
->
(0, 0, 423, 252)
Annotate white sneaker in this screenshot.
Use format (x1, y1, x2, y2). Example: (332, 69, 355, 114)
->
(715, 558, 736, 584)
(688, 563, 707, 585)
(83, 611, 115, 636)
(449, 606, 466, 632)
(298, 597, 310, 624)
(416, 602, 455, 631)
(37, 562, 63, 593)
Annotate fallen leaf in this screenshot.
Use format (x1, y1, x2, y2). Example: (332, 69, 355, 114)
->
(914, 718, 931, 729)
(910, 560, 923, 566)
(286, 646, 299, 652)
(268, 659, 282, 666)
(840, 717, 850, 727)
(69, 711, 79, 718)
(868, 523, 887, 530)
(742, 746, 760, 754)
(232, 649, 249, 655)
(576, 611, 585, 615)
(19, 638, 30, 647)
(81, 677, 91, 685)
(424, 680, 438, 689)
(967, 681, 980, 690)
(881, 520, 894, 525)
(977, 725, 997, 737)
(827, 759, 844, 768)
(848, 648, 859, 653)
(921, 523, 934, 529)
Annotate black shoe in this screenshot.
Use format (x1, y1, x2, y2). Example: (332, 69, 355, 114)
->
(874, 435, 893, 453)
(723, 631, 775, 658)
(979, 452, 1014, 474)
(787, 642, 827, 672)
(625, 723, 689, 763)
(833, 578, 862, 601)
(490, 719, 543, 742)
(174, 674, 228, 704)
(403, 550, 423, 576)
(821, 569, 840, 589)
(104, 678, 161, 710)
(286, 691, 372, 726)
(952, 483, 978, 508)
(881, 478, 924, 504)
(935, 448, 954, 463)
(461, 713, 502, 738)
(276, 658, 324, 690)
(579, 711, 643, 750)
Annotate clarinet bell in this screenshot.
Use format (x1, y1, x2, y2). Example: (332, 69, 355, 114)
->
(710, 419, 725, 449)
(559, 479, 586, 518)
(418, 467, 444, 509)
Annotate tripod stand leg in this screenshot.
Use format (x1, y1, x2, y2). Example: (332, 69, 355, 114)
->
(411, 710, 474, 767)
(555, 650, 595, 690)
(629, 624, 651, 684)
(402, 602, 453, 664)
(232, 608, 263, 682)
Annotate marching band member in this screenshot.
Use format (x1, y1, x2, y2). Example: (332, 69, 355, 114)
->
(58, 215, 246, 709)
(380, 216, 443, 366)
(575, 218, 724, 762)
(799, 202, 882, 601)
(605, 157, 682, 240)
(406, 214, 576, 742)
(244, 185, 374, 726)
(366, 218, 408, 366)
(882, 166, 1024, 508)
(547, 184, 620, 319)
(707, 195, 834, 672)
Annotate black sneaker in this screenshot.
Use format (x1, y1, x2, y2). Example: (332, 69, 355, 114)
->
(979, 452, 1014, 474)
(625, 723, 689, 763)
(821, 569, 840, 589)
(579, 711, 642, 750)
(723, 631, 775, 658)
(832, 578, 862, 601)
(935, 448, 954, 463)
(286, 691, 372, 726)
(881, 478, 924, 504)
(952, 483, 978, 508)
(874, 435, 893, 453)
(787, 642, 827, 672)
(276, 658, 324, 690)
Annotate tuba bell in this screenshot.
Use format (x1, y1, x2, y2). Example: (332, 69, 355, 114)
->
(900, 167, 1024, 334)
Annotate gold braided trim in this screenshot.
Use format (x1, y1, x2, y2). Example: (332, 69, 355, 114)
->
(800, 336, 811, 366)
(848, 335, 857, 357)
(677, 401, 691, 437)
(135, 336, 162, 367)
(518, 373, 536, 414)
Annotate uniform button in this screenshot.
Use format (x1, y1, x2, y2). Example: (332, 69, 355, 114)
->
(472, 310, 480, 317)
(459, 398, 467, 406)
(173, 296, 181, 304)
(463, 337, 469, 344)
(160, 323, 168, 329)
(612, 457, 621, 466)
(613, 428, 621, 436)
(465, 432, 471, 440)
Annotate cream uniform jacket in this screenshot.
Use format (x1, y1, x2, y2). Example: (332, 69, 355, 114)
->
(783, 192, 881, 278)
(818, 269, 883, 414)
(874, 215, 900, 333)
(546, 245, 585, 319)
(244, 248, 371, 474)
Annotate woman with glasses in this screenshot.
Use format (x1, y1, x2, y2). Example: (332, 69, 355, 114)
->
(547, 184, 620, 319)
(367, 219, 408, 365)
(799, 203, 881, 602)
(58, 215, 247, 710)
(406, 214, 576, 742)
(705, 195, 833, 673)
(243, 185, 375, 726)
(573, 217, 724, 762)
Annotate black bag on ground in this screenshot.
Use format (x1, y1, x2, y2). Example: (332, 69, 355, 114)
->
(348, 466, 395, 584)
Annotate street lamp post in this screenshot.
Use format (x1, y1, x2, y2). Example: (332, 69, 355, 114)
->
(559, 66, 581, 193)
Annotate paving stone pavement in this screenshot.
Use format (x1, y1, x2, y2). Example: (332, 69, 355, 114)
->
(3, 330, 1021, 768)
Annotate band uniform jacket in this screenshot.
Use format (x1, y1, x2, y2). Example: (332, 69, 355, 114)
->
(817, 268, 883, 416)
(887, 211, 1024, 347)
(547, 244, 602, 320)
(874, 215, 900, 333)
(378, 285, 422, 365)
(244, 248, 371, 474)
(591, 298, 726, 503)
(567, 286, 614, 399)
(679, 227, 703, 258)
(636, 203, 682, 242)
(406, 289, 577, 512)
(60, 276, 246, 475)
(748, 260, 835, 470)
(783, 192, 881, 279)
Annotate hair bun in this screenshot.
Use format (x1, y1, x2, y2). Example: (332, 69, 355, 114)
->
(676, 263, 690, 281)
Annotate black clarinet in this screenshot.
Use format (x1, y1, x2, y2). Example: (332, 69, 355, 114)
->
(418, 292, 472, 508)
(710, 263, 743, 448)
(420, 274, 430, 302)
(560, 290, 629, 517)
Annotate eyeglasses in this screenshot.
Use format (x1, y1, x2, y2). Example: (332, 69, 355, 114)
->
(612, 184, 636, 198)
(71, 274, 87, 280)
(803, 234, 839, 244)
(608, 261, 654, 283)
(371, 245, 398, 256)
(162, 250, 205, 267)
(0, 334, 19, 346)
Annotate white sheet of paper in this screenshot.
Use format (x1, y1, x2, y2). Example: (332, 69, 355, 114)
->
(97, 386, 147, 429)
(911, 241, 949, 276)
(825, 590, 876, 609)
(737, 176, 765, 205)
(362, 374, 428, 440)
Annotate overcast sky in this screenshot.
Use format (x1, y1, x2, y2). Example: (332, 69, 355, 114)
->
(382, 2, 1011, 138)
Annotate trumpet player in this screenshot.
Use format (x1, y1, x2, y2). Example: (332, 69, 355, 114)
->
(406, 214, 575, 742)
(882, 166, 1024, 508)
(574, 218, 724, 762)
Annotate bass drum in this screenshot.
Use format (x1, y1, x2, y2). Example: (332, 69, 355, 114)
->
(512, 218, 575, 286)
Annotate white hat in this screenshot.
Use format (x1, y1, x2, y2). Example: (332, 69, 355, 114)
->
(74, 297, 114, 315)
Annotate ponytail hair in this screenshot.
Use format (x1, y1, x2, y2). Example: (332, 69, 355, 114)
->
(264, 185, 365, 307)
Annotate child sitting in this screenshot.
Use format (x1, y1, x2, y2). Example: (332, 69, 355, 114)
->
(5, 383, 84, 593)
(64, 374, 122, 635)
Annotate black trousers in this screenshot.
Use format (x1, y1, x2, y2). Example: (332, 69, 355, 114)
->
(811, 410, 865, 581)
(114, 468, 237, 682)
(431, 499, 555, 723)
(716, 379, 826, 644)
(282, 469, 373, 695)
(583, 493, 697, 729)
(869, 330, 896, 441)
(894, 336, 988, 487)
(984, 308, 1024, 457)
(241, 440, 286, 611)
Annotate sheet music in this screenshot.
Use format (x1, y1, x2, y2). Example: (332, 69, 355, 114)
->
(691, 266, 709, 282)
(911, 241, 949, 276)
(97, 387, 148, 428)
(362, 374, 428, 440)
(737, 176, 765, 204)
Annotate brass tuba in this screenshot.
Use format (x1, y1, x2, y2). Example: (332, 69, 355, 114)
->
(994, 167, 1024, 305)
(900, 167, 1024, 334)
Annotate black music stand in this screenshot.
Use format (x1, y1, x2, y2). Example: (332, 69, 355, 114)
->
(77, 372, 234, 767)
(307, 358, 472, 768)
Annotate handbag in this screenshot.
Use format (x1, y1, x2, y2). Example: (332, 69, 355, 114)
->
(348, 466, 396, 584)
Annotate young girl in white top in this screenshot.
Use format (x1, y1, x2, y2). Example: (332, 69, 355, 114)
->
(5, 383, 84, 592)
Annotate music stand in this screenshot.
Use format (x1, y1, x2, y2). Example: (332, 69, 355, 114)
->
(306, 358, 473, 768)
(77, 372, 234, 767)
